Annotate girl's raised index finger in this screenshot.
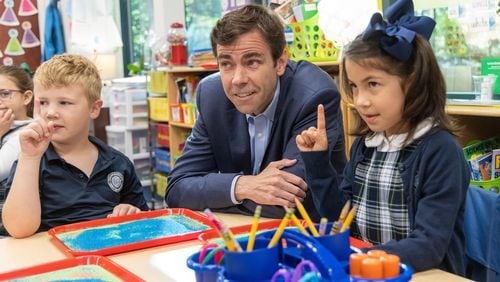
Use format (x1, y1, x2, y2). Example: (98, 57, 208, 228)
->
(317, 104, 326, 130)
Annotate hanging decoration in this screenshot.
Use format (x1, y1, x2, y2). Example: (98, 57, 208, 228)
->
(42, 0, 65, 62)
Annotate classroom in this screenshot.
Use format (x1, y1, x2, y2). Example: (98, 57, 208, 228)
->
(0, 0, 499, 281)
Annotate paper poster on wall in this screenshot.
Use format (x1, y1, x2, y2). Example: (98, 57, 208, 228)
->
(0, 0, 41, 70)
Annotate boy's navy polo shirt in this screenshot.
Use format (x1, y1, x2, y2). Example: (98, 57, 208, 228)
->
(5, 136, 149, 232)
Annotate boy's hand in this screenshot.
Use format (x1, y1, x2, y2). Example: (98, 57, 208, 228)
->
(19, 100, 53, 159)
(0, 108, 14, 137)
(296, 104, 328, 152)
(108, 203, 142, 217)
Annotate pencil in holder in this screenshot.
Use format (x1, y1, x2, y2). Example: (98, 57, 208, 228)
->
(222, 237, 280, 281)
(186, 248, 223, 282)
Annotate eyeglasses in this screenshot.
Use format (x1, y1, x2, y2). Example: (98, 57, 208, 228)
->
(0, 89, 24, 100)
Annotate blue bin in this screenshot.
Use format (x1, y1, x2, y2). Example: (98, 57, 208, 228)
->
(186, 249, 223, 282)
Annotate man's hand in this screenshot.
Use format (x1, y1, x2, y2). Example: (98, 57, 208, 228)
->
(0, 108, 14, 138)
(18, 100, 53, 159)
(108, 203, 142, 217)
(234, 159, 307, 207)
(296, 104, 328, 152)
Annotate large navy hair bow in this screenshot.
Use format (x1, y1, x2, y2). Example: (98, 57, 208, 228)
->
(362, 0, 436, 61)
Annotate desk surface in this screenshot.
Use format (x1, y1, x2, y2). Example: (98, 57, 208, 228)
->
(0, 212, 469, 282)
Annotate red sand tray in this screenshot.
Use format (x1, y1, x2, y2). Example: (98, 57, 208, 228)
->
(0, 255, 144, 281)
(48, 208, 213, 257)
(198, 219, 373, 249)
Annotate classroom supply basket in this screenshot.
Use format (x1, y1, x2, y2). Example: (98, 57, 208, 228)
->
(287, 13, 340, 62)
(148, 70, 168, 94)
(187, 228, 413, 282)
(148, 97, 169, 122)
(463, 137, 500, 193)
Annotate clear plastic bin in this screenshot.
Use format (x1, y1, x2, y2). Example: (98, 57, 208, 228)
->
(105, 126, 149, 160)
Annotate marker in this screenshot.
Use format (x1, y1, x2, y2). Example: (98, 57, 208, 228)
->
(294, 198, 319, 236)
(381, 254, 400, 278)
(246, 205, 262, 251)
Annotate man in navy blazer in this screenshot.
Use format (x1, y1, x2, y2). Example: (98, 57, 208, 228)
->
(165, 4, 346, 220)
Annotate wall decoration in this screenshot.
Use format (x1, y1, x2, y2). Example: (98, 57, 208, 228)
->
(4, 28, 25, 56)
(21, 21, 40, 48)
(18, 0, 38, 16)
(3, 57, 13, 65)
(0, 0, 20, 26)
(0, 0, 41, 69)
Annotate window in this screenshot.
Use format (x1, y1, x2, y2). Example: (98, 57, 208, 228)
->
(120, 0, 153, 75)
(184, 0, 221, 56)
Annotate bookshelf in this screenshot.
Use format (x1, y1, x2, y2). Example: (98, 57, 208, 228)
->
(152, 63, 500, 169)
(160, 66, 218, 167)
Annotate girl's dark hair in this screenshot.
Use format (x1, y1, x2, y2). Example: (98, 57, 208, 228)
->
(210, 4, 286, 65)
(340, 34, 457, 142)
(0, 65, 34, 117)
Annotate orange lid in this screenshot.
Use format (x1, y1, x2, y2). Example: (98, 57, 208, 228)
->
(367, 250, 387, 258)
(381, 254, 400, 278)
(361, 258, 383, 279)
(349, 253, 368, 277)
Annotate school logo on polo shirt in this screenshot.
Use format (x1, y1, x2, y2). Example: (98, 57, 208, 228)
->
(107, 172, 124, 192)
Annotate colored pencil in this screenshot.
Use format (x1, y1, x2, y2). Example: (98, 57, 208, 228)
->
(294, 198, 319, 236)
(204, 208, 242, 252)
(246, 205, 262, 251)
(268, 208, 293, 248)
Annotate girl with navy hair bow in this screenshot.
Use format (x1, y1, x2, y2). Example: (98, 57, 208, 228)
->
(296, 0, 469, 276)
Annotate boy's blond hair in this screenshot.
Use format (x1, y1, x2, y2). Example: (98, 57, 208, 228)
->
(33, 54, 102, 103)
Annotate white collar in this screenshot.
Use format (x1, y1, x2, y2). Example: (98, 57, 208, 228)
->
(365, 118, 435, 152)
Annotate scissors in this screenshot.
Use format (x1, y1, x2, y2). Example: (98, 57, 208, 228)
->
(271, 260, 321, 282)
(198, 242, 224, 265)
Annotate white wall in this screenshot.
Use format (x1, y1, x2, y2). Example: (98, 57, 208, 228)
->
(152, 0, 185, 37)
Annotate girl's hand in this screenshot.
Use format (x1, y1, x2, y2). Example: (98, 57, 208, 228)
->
(18, 100, 53, 159)
(0, 108, 14, 137)
(296, 104, 328, 152)
(107, 203, 142, 217)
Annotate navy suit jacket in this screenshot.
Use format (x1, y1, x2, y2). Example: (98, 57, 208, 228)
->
(166, 60, 346, 220)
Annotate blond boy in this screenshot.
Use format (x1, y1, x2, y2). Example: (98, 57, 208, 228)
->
(2, 54, 148, 238)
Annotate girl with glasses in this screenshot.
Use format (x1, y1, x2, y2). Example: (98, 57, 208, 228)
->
(0, 65, 34, 234)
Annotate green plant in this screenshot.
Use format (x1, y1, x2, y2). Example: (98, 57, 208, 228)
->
(127, 56, 144, 76)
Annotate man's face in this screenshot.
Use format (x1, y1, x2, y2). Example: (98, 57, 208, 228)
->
(216, 30, 287, 116)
